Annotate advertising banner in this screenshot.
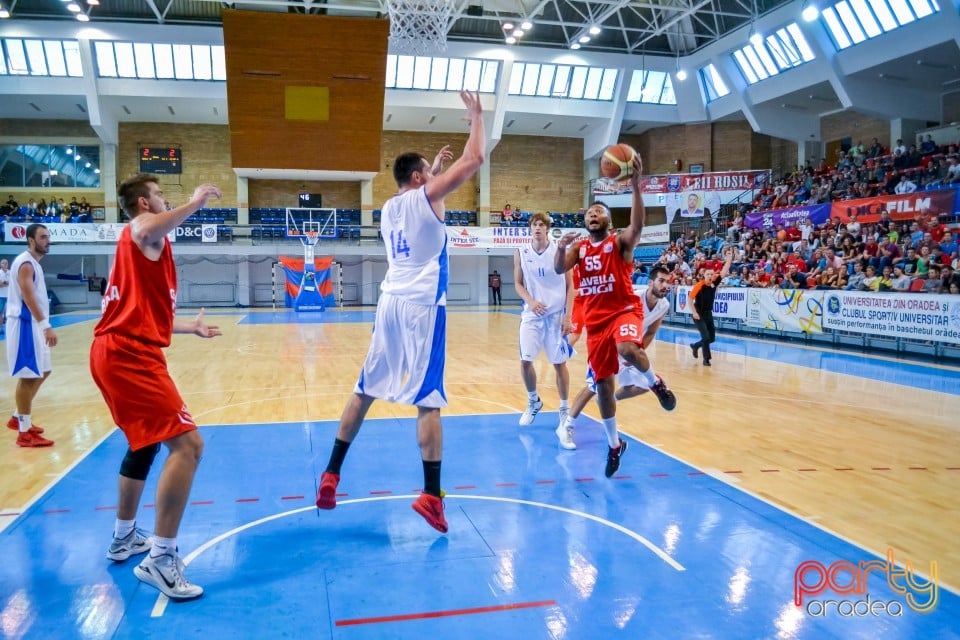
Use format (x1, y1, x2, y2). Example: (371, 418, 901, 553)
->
(745, 203, 832, 230)
(674, 285, 748, 319)
(6, 222, 102, 243)
(594, 170, 770, 195)
(823, 291, 960, 344)
(446, 225, 670, 250)
(746, 288, 825, 334)
(830, 189, 956, 223)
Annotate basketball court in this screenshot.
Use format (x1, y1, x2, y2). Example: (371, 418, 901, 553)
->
(1, 307, 957, 638)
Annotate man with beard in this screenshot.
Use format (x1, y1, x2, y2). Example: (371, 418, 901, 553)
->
(556, 265, 674, 450)
(554, 153, 676, 476)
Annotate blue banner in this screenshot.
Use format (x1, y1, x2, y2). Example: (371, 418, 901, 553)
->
(744, 203, 831, 230)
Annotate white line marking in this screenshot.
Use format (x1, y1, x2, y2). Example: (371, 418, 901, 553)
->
(150, 493, 683, 618)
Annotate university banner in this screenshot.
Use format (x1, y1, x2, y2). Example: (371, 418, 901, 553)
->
(744, 203, 831, 230)
(593, 170, 770, 195)
(823, 291, 960, 344)
(674, 285, 748, 319)
(830, 188, 957, 223)
(746, 288, 825, 334)
(446, 224, 670, 250)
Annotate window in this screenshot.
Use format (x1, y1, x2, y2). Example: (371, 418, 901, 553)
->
(93, 41, 227, 80)
(508, 62, 618, 100)
(699, 64, 730, 102)
(819, 0, 940, 50)
(733, 22, 816, 84)
(385, 54, 499, 92)
(0, 144, 101, 189)
(625, 70, 677, 105)
(0, 39, 83, 77)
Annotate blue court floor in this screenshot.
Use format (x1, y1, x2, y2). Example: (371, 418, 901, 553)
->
(1, 411, 957, 639)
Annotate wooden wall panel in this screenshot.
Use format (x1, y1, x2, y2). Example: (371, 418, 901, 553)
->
(222, 10, 388, 173)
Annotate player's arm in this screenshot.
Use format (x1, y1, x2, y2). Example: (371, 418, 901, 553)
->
(17, 262, 57, 346)
(425, 91, 485, 208)
(642, 317, 663, 348)
(618, 155, 646, 258)
(562, 268, 575, 328)
(173, 308, 222, 338)
(718, 247, 734, 280)
(132, 184, 221, 248)
(688, 282, 703, 320)
(554, 234, 581, 273)
(430, 145, 453, 175)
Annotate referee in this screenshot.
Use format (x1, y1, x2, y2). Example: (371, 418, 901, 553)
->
(688, 248, 733, 367)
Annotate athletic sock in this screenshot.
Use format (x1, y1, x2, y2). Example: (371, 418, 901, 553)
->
(559, 399, 569, 411)
(325, 438, 351, 475)
(602, 417, 619, 448)
(527, 390, 539, 402)
(114, 519, 135, 539)
(150, 536, 176, 558)
(18, 414, 31, 434)
(422, 460, 442, 497)
(639, 364, 658, 388)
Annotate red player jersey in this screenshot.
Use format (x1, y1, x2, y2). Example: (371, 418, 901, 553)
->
(576, 233, 640, 330)
(95, 225, 178, 347)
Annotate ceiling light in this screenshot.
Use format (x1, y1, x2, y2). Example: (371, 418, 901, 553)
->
(571, 43, 581, 50)
(749, 31, 763, 47)
(94, 168, 100, 174)
(506, 36, 516, 44)
(512, 29, 524, 37)
(67, 2, 81, 12)
(502, 22, 514, 30)
(676, 69, 687, 81)
(85, 162, 91, 168)
(579, 35, 590, 43)
(589, 25, 601, 35)
(86, 0, 99, 4)
(76, 12, 89, 20)
(801, 3, 818, 21)
(65, 147, 73, 153)
(0, 8, 9, 18)
(521, 21, 532, 30)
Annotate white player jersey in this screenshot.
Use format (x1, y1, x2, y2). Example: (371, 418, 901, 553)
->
(518, 241, 567, 320)
(379, 186, 449, 306)
(5, 251, 48, 321)
(642, 293, 670, 332)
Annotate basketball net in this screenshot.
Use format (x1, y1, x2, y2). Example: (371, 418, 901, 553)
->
(302, 230, 319, 263)
(387, 0, 456, 55)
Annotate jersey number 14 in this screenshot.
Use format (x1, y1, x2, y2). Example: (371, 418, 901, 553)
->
(390, 230, 411, 259)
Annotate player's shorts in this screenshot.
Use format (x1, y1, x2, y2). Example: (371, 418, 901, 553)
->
(586, 359, 651, 394)
(585, 310, 645, 382)
(7, 317, 51, 378)
(90, 333, 196, 452)
(355, 292, 447, 408)
(569, 298, 584, 337)
(519, 311, 574, 364)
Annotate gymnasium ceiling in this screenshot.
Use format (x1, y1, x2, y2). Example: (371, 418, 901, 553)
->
(7, 0, 796, 56)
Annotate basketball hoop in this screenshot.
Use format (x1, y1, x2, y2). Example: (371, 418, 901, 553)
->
(387, 0, 456, 55)
(305, 231, 319, 246)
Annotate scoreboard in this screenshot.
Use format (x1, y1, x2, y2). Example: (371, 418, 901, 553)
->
(139, 147, 182, 174)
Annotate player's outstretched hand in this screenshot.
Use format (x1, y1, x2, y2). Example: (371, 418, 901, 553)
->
(191, 184, 222, 210)
(459, 90, 482, 118)
(628, 154, 644, 189)
(432, 145, 453, 174)
(192, 308, 222, 339)
(557, 231, 582, 250)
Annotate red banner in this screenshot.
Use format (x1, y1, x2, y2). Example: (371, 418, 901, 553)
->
(830, 190, 956, 223)
(596, 170, 770, 195)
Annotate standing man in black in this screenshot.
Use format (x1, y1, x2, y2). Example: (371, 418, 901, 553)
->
(489, 269, 502, 305)
(688, 248, 733, 367)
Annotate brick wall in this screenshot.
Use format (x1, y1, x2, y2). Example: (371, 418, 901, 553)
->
(769, 136, 800, 177)
(490, 135, 583, 213)
(377, 131, 473, 210)
(248, 180, 361, 208)
(117, 123, 237, 207)
(821, 112, 889, 149)
(625, 123, 712, 175)
(0, 119, 96, 137)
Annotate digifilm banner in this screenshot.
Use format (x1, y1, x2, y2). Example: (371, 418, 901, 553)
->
(823, 291, 960, 344)
(746, 288, 825, 334)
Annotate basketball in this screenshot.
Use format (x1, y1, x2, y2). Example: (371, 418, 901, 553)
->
(600, 143, 636, 180)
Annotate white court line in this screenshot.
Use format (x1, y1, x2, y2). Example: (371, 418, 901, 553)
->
(150, 493, 683, 618)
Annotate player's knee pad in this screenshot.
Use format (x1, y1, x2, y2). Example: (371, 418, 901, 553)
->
(119, 444, 160, 481)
